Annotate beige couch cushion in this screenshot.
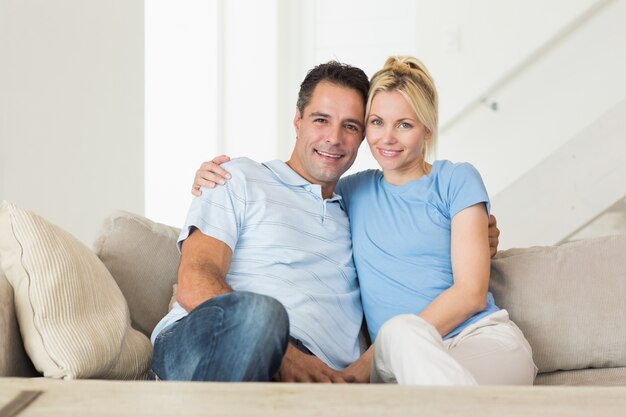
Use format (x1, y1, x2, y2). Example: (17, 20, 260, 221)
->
(0, 271, 39, 377)
(0, 201, 152, 379)
(490, 234, 626, 374)
(535, 367, 626, 386)
(93, 211, 180, 337)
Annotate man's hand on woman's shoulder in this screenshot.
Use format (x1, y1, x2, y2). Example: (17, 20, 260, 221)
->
(488, 214, 500, 257)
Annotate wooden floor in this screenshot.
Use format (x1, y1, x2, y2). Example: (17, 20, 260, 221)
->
(2, 377, 626, 417)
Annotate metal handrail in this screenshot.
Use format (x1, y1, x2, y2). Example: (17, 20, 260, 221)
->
(440, 0, 615, 134)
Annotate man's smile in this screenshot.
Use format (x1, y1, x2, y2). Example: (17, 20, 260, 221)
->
(315, 149, 343, 160)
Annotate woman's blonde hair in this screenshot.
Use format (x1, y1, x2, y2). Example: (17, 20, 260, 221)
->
(366, 56, 438, 162)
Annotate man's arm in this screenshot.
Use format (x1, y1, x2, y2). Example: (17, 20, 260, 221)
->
(176, 228, 233, 312)
(177, 228, 355, 383)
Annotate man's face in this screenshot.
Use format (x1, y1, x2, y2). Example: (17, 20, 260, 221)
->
(288, 81, 365, 196)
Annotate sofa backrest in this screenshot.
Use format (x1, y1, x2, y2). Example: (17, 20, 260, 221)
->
(490, 234, 626, 374)
(92, 211, 626, 376)
(93, 211, 181, 338)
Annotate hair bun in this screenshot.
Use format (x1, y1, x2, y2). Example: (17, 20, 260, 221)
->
(384, 56, 431, 79)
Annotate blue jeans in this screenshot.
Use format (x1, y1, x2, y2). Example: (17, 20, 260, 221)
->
(151, 291, 289, 381)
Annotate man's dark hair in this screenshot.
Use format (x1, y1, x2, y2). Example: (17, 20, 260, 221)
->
(296, 61, 370, 116)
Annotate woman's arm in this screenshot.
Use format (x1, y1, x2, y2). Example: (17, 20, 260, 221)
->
(418, 203, 491, 337)
(191, 155, 232, 196)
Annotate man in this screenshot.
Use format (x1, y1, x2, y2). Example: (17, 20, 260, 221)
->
(151, 62, 371, 382)
(151, 61, 500, 383)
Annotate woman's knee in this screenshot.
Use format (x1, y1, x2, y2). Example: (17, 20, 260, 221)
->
(376, 314, 438, 345)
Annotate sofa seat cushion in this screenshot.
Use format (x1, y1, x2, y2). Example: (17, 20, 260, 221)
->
(490, 234, 626, 374)
(93, 211, 181, 337)
(0, 201, 152, 379)
(535, 367, 626, 386)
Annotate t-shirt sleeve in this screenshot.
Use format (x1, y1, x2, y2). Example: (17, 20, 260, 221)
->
(177, 169, 245, 252)
(335, 175, 352, 210)
(335, 170, 376, 212)
(447, 163, 491, 219)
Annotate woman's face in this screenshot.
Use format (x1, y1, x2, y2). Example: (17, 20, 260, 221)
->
(365, 90, 429, 180)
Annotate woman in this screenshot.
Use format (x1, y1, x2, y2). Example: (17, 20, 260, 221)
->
(192, 56, 536, 385)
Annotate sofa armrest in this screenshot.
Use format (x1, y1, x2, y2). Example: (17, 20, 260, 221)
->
(0, 269, 39, 377)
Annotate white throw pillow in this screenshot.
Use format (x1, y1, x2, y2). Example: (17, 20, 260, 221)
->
(0, 201, 152, 379)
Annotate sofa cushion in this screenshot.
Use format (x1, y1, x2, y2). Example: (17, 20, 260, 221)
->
(490, 234, 626, 374)
(0, 201, 152, 379)
(0, 271, 39, 377)
(535, 367, 626, 386)
(93, 211, 180, 337)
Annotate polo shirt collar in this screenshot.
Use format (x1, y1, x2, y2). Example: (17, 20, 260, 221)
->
(262, 160, 342, 201)
(263, 160, 309, 187)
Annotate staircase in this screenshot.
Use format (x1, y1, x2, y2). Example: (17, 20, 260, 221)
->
(436, 0, 626, 249)
(492, 99, 626, 249)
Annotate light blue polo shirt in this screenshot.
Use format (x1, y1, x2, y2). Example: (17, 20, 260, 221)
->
(151, 158, 362, 370)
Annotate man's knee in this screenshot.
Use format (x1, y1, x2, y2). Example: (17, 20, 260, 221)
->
(166, 292, 289, 355)
(153, 292, 289, 381)
(248, 293, 289, 327)
(219, 291, 288, 329)
(217, 292, 289, 380)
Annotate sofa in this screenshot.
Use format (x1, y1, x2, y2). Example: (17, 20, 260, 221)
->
(1, 202, 626, 385)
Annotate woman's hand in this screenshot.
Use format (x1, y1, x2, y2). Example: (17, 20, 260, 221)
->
(277, 344, 356, 383)
(191, 155, 232, 196)
(343, 345, 374, 383)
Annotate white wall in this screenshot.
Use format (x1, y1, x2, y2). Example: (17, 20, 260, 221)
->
(17, 0, 615, 247)
(145, 0, 283, 228)
(222, 0, 280, 161)
(439, 0, 626, 248)
(144, 0, 219, 227)
(416, 0, 599, 127)
(439, 0, 626, 196)
(492, 98, 626, 249)
(0, 0, 144, 245)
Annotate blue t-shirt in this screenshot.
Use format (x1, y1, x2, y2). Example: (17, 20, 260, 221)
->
(336, 160, 499, 342)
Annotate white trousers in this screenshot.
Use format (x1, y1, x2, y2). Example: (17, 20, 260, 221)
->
(371, 310, 537, 385)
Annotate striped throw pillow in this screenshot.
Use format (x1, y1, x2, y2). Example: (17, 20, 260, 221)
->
(0, 201, 151, 379)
